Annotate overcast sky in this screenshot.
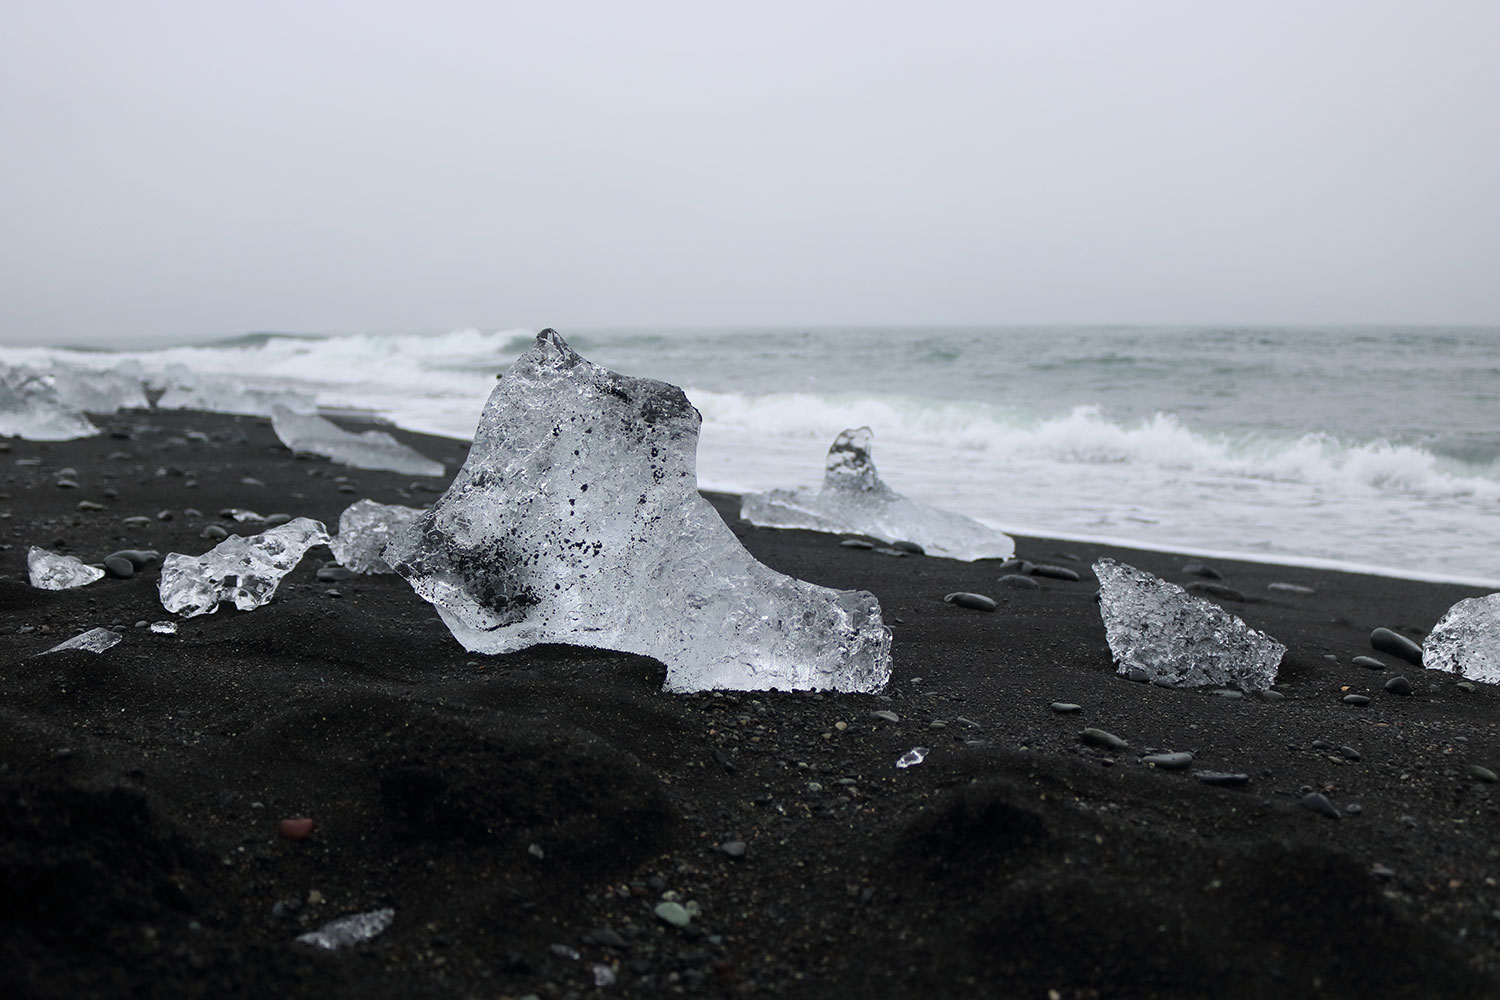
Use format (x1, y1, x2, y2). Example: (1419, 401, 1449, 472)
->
(2, 1, 1497, 345)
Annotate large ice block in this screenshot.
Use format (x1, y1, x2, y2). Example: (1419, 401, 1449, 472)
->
(271, 406, 445, 477)
(153, 365, 316, 418)
(159, 518, 330, 617)
(739, 427, 1015, 561)
(1423, 593, 1500, 684)
(329, 499, 422, 574)
(1, 366, 99, 440)
(28, 546, 106, 590)
(1094, 557, 1284, 691)
(385, 330, 891, 693)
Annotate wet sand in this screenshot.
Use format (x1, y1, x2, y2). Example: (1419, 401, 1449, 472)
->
(2, 409, 1496, 999)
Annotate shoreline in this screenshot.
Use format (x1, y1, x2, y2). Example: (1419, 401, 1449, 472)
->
(3, 408, 1497, 998)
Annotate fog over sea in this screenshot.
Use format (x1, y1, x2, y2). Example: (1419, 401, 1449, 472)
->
(5, 326, 1497, 586)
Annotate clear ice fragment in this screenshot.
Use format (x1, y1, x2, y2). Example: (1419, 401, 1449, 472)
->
(223, 509, 266, 522)
(1422, 593, 1500, 684)
(295, 908, 395, 951)
(1, 366, 99, 440)
(41, 627, 123, 655)
(1094, 557, 1284, 691)
(739, 428, 1014, 561)
(28, 546, 105, 590)
(895, 747, 930, 769)
(149, 621, 179, 634)
(385, 330, 892, 693)
(329, 499, 423, 574)
(159, 517, 330, 617)
(153, 365, 316, 418)
(271, 406, 445, 477)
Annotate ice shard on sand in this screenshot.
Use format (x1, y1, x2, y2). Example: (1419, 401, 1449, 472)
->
(1094, 557, 1284, 691)
(385, 330, 891, 693)
(159, 518, 330, 617)
(28, 546, 106, 590)
(329, 499, 422, 574)
(1423, 592, 1500, 685)
(739, 427, 1014, 561)
(271, 406, 445, 477)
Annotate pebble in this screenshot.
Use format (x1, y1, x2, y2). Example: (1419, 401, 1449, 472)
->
(1209, 689, 1243, 699)
(1345, 803, 1362, 815)
(1300, 792, 1342, 820)
(873, 547, 908, 558)
(592, 928, 627, 949)
(1049, 702, 1082, 714)
(1194, 771, 1250, 787)
(1182, 561, 1223, 580)
(1267, 582, 1316, 595)
(1185, 581, 1248, 602)
(719, 841, 747, 858)
(201, 524, 229, 541)
(1258, 690, 1284, 702)
(1030, 564, 1080, 582)
(1370, 627, 1423, 666)
(892, 540, 925, 555)
(1079, 727, 1129, 750)
(654, 902, 691, 927)
(278, 817, 316, 840)
(1384, 676, 1412, 696)
(1141, 752, 1193, 770)
(839, 539, 875, 550)
(76, 500, 106, 512)
(103, 556, 135, 579)
(1456, 681, 1477, 693)
(112, 549, 159, 569)
(317, 566, 356, 582)
(1339, 746, 1361, 761)
(997, 558, 1035, 575)
(1352, 656, 1386, 670)
(943, 592, 996, 612)
(122, 515, 153, 529)
(264, 513, 293, 526)
(1342, 694, 1370, 706)
(998, 574, 1040, 590)
(1370, 864, 1396, 880)
(56, 479, 80, 490)
(1470, 766, 1498, 784)
(870, 710, 900, 723)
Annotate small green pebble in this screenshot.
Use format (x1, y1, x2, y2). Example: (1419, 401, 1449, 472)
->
(654, 901, 691, 927)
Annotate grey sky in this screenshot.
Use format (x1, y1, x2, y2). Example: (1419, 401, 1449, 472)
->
(2, 0, 1497, 345)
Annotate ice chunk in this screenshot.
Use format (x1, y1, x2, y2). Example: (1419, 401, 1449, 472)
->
(49, 362, 149, 413)
(159, 517, 330, 617)
(1094, 557, 1284, 691)
(739, 428, 1015, 561)
(149, 621, 179, 635)
(1423, 593, 1500, 684)
(1, 366, 98, 440)
(28, 546, 106, 590)
(153, 364, 316, 418)
(41, 627, 123, 655)
(295, 908, 395, 951)
(329, 499, 422, 574)
(895, 747, 930, 768)
(271, 406, 445, 477)
(385, 329, 891, 693)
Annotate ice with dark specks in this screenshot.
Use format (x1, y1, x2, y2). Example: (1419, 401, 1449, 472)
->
(1094, 557, 1285, 691)
(739, 427, 1015, 561)
(385, 330, 892, 693)
(330, 499, 423, 574)
(271, 406, 445, 477)
(1423, 592, 1500, 684)
(159, 517, 330, 617)
(28, 546, 105, 590)
(295, 908, 395, 950)
(40, 627, 123, 655)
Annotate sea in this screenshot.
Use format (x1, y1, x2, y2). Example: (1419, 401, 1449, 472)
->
(3, 325, 1497, 587)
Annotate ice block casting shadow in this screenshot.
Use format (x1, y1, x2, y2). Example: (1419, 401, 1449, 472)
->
(386, 330, 892, 693)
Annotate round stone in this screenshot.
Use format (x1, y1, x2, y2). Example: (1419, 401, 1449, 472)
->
(944, 592, 996, 612)
(103, 555, 135, 579)
(1300, 792, 1342, 820)
(720, 841, 747, 858)
(1342, 694, 1371, 706)
(201, 524, 229, 541)
(654, 902, 691, 927)
(1384, 676, 1413, 696)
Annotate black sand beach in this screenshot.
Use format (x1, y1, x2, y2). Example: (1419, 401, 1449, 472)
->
(2, 410, 1497, 999)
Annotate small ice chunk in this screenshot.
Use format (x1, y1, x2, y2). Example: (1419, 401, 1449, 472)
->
(28, 546, 106, 590)
(271, 406, 444, 477)
(386, 330, 891, 694)
(41, 627, 123, 655)
(223, 509, 266, 522)
(895, 747, 930, 769)
(739, 428, 1014, 561)
(159, 517, 330, 617)
(329, 499, 423, 574)
(295, 908, 395, 951)
(1423, 593, 1500, 684)
(1094, 558, 1285, 691)
(1, 366, 99, 440)
(149, 621, 179, 634)
(153, 365, 316, 418)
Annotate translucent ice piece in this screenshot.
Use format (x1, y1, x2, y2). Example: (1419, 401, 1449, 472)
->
(41, 627, 122, 655)
(895, 747, 930, 768)
(153, 364, 317, 418)
(1094, 558, 1285, 691)
(295, 908, 395, 950)
(1, 366, 98, 440)
(28, 546, 106, 590)
(385, 330, 891, 693)
(271, 406, 445, 477)
(159, 517, 330, 617)
(1423, 593, 1500, 684)
(49, 361, 149, 413)
(329, 499, 422, 574)
(149, 621, 179, 634)
(739, 428, 1015, 561)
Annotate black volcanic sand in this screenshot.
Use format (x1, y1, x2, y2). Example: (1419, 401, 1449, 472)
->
(2, 410, 1497, 1000)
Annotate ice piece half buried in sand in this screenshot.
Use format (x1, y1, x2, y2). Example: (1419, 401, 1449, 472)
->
(1094, 557, 1284, 691)
(159, 517, 330, 617)
(271, 406, 445, 477)
(1423, 592, 1500, 685)
(329, 499, 422, 574)
(385, 330, 891, 693)
(739, 427, 1014, 561)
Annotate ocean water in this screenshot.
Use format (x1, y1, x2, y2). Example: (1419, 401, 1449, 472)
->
(4, 325, 1497, 586)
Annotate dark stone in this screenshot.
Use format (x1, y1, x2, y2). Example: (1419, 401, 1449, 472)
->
(892, 540, 925, 555)
(998, 574, 1040, 590)
(1300, 792, 1342, 820)
(944, 592, 996, 612)
(1339, 746, 1361, 761)
(1141, 752, 1193, 770)
(1370, 627, 1423, 666)
(1342, 694, 1371, 706)
(997, 558, 1035, 575)
(839, 539, 875, 550)
(1030, 564, 1080, 582)
(264, 513, 293, 527)
(720, 840, 747, 858)
(1049, 702, 1082, 714)
(1352, 655, 1386, 670)
(109, 549, 159, 569)
(1185, 581, 1248, 602)
(103, 556, 135, 579)
(1384, 675, 1413, 696)
(873, 547, 908, 558)
(201, 524, 229, 541)
(317, 566, 357, 582)
(1080, 728, 1128, 750)
(1182, 561, 1223, 580)
(1194, 771, 1250, 787)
